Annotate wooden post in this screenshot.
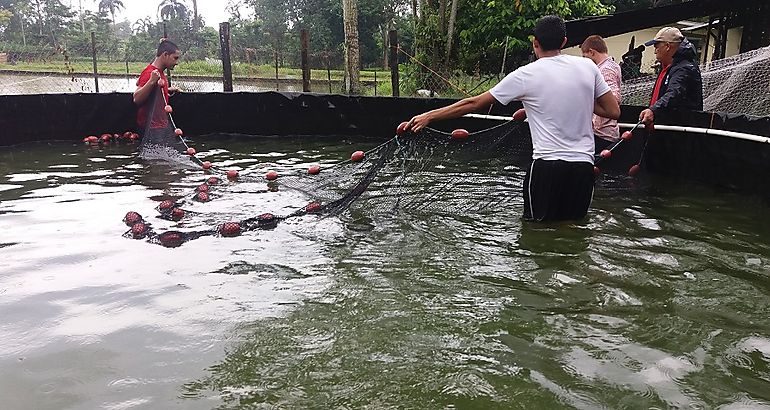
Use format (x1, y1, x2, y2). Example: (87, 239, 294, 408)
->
(219, 22, 233, 92)
(389, 30, 399, 97)
(274, 50, 280, 91)
(374, 70, 377, 96)
(90, 31, 99, 93)
(326, 56, 332, 93)
(162, 23, 172, 87)
(300, 29, 310, 92)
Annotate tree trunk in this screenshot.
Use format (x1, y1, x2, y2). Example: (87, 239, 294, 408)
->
(438, 0, 447, 33)
(192, 0, 199, 30)
(444, 0, 458, 66)
(342, 0, 361, 94)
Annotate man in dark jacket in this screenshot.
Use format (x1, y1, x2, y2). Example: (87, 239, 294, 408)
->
(639, 27, 703, 125)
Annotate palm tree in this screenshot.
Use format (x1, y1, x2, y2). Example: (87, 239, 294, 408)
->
(190, 0, 199, 29)
(132, 17, 155, 34)
(157, 0, 189, 21)
(98, 0, 125, 25)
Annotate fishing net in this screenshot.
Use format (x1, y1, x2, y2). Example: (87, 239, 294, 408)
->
(138, 83, 198, 166)
(621, 45, 770, 117)
(124, 83, 534, 247)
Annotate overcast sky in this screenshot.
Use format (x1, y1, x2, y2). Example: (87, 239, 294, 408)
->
(73, 0, 246, 28)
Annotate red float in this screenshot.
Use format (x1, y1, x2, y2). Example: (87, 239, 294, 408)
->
(202, 161, 212, 170)
(305, 202, 322, 213)
(174, 128, 183, 136)
(158, 231, 184, 248)
(621, 130, 633, 140)
(186, 147, 196, 156)
(628, 164, 641, 177)
(396, 121, 409, 135)
(171, 208, 185, 221)
(351, 150, 365, 162)
(195, 192, 210, 202)
(219, 222, 242, 237)
(451, 129, 469, 140)
(308, 165, 321, 175)
(207, 176, 221, 185)
(196, 184, 209, 192)
(159, 200, 174, 210)
(513, 108, 527, 121)
(600, 149, 612, 159)
(265, 170, 279, 181)
(123, 211, 142, 226)
(131, 222, 148, 239)
(593, 166, 601, 176)
(227, 170, 239, 180)
(164, 105, 173, 113)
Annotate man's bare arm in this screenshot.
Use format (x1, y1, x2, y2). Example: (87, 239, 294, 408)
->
(594, 90, 620, 120)
(133, 69, 161, 106)
(406, 91, 498, 132)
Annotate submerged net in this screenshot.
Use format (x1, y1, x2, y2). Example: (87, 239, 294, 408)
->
(126, 83, 533, 247)
(139, 84, 199, 167)
(621, 45, 770, 117)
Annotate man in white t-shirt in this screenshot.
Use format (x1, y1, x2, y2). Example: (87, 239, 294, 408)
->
(404, 15, 620, 222)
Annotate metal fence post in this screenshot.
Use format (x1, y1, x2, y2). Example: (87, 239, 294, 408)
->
(219, 22, 233, 92)
(389, 30, 398, 97)
(301, 29, 310, 92)
(91, 31, 99, 93)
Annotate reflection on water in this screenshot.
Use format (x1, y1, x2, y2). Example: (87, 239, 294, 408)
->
(1, 137, 769, 409)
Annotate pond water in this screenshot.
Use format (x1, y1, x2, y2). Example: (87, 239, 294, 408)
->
(1, 135, 769, 409)
(0, 72, 342, 94)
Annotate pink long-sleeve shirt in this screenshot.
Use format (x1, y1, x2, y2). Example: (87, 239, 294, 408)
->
(593, 56, 622, 141)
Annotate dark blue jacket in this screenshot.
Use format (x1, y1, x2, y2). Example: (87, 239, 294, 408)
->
(651, 39, 703, 114)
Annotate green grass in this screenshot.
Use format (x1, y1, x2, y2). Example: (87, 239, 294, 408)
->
(1, 58, 482, 97)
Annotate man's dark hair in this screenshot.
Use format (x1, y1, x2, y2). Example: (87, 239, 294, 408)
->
(156, 39, 179, 57)
(533, 15, 567, 51)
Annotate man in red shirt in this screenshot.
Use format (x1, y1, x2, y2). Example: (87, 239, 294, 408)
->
(133, 39, 181, 130)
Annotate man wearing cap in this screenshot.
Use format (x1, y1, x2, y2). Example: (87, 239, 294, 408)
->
(639, 27, 703, 125)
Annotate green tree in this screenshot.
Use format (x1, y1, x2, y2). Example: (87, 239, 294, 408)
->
(157, 0, 188, 22)
(454, 0, 610, 73)
(97, 0, 124, 25)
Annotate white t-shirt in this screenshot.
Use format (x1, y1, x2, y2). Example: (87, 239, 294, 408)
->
(490, 54, 611, 163)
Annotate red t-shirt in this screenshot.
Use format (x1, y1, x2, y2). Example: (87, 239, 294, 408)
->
(136, 64, 170, 130)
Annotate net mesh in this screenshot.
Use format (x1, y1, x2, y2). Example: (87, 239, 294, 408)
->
(128, 86, 532, 246)
(621, 45, 770, 117)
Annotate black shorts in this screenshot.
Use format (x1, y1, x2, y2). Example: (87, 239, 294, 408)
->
(522, 158, 595, 222)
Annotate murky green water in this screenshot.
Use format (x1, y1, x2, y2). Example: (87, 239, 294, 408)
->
(1, 136, 769, 409)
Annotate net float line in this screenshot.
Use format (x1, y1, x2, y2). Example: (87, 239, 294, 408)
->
(463, 113, 769, 143)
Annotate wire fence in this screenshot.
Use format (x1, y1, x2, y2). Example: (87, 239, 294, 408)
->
(0, 28, 490, 99)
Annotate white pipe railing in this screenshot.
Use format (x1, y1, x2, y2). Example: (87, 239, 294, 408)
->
(462, 113, 770, 144)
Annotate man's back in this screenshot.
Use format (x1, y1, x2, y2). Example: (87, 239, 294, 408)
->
(491, 54, 610, 163)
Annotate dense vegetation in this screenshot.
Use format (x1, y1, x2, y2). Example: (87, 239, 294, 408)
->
(1, 1, 682, 68)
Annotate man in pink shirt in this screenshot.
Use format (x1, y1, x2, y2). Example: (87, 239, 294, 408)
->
(581, 35, 622, 142)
